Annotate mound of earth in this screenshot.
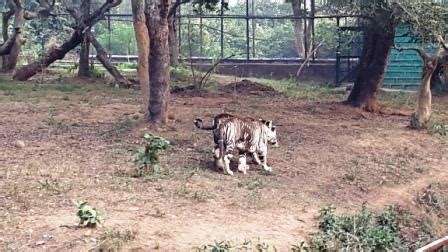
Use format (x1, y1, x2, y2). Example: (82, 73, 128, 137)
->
(220, 79, 279, 96)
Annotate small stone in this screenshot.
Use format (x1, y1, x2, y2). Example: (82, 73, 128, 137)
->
(14, 140, 25, 149)
(84, 229, 92, 236)
(35, 240, 45, 246)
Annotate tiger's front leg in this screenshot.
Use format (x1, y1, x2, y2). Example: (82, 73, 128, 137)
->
(224, 153, 233, 175)
(258, 147, 272, 173)
(251, 152, 261, 165)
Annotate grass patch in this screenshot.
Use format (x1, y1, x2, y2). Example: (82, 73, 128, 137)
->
(308, 204, 441, 251)
(247, 77, 344, 100)
(92, 228, 137, 251)
(380, 90, 416, 108)
(310, 205, 402, 251)
(428, 122, 448, 137)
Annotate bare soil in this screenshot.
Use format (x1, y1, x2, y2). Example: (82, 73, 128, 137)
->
(0, 77, 447, 251)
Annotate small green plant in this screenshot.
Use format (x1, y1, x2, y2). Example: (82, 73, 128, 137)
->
(194, 240, 277, 252)
(429, 123, 448, 137)
(75, 201, 105, 227)
(129, 133, 170, 176)
(66, 63, 79, 75)
(291, 241, 310, 252)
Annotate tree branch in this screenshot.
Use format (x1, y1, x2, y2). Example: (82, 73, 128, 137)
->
(86, 31, 132, 88)
(436, 35, 447, 51)
(168, 0, 189, 18)
(394, 44, 430, 61)
(87, 0, 123, 26)
(0, 28, 20, 56)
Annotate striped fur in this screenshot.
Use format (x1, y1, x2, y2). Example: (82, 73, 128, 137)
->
(194, 113, 277, 175)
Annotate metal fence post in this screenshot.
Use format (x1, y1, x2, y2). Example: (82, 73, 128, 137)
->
(220, 0, 224, 58)
(245, 0, 250, 61)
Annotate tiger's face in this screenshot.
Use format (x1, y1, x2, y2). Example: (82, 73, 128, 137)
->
(261, 119, 278, 147)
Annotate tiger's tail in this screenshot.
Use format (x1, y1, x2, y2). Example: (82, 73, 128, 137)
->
(194, 118, 217, 130)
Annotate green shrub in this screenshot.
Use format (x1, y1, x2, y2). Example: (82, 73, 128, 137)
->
(129, 133, 170, 176)
(310, 204, 402, 250)
(75, 201, 105, 227)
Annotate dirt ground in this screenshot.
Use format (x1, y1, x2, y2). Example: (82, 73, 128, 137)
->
(1, 76, 447, 251)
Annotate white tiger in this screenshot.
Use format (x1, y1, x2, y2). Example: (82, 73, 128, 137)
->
(194, 113, 278, 175)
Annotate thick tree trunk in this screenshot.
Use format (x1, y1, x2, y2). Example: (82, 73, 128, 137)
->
(1, 9, 14, 68)
(78, 37, 91, 77)
(131, 0, 150, 114)
(168, 14, 178, 66)
(291, 0, 306, 58)
(78, 0, 91, 77)
(86, 31, 131, 88)
(13, 30, 83, 81)
(148, 0, 171, 124)
(345, 25, 395, 112)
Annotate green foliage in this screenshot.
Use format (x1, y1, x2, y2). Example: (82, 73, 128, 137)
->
(170, 64, 194, 82)
(310, 204, 402, 251)
(325, 0, 448, 44)
(129, 133, 170, 176)
(429, 123, 448, 137)
(75, 201, 105, 227)
(95, 22, 137, 55)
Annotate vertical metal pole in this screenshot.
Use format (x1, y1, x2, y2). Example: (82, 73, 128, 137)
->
(311, 0, 315, 61)
(245, 0, 250, 61)
(303, 0, 307, 60)
(200, 16, 203, 56)
(251, 0, 255, 58)
(107, 13, 111, 58)
(220, 0, 224, 58)
(178, 5, 182, 57)
(336, 17, 340, 86)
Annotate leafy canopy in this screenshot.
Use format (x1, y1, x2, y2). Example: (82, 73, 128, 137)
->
(325, 0, 447, 43)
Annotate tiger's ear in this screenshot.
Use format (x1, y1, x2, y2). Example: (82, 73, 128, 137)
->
(265, 120, 273, 128)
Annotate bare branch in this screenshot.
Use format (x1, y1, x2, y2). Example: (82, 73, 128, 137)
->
(168, 0, 189, 18)
(436, 35, 447, 51)
(86, 31, 132, 88)
(87, 0, 123, 26)
(394, 44, 430, 61)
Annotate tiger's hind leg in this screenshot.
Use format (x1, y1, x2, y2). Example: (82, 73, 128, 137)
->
(237, 152, 249, 174)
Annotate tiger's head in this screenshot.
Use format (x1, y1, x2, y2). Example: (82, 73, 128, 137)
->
(260, 119, 278, 147)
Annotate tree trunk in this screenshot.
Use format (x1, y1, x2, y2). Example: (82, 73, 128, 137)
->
(86, 31, 131, 88)
(148, 0, 171, 124)
(13, 30, 83, 81)
(410, 59, 437, 129)
(1, 9, 14, 69)
(78, 36, 91, 77)
(345, 25, 395, 112)
(131, 0, 150, 114)
(291, 0, 305, 58)
(168, 14, 178, 66)
(78, 0, 91, 77)
(3, 33, 23, 71)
